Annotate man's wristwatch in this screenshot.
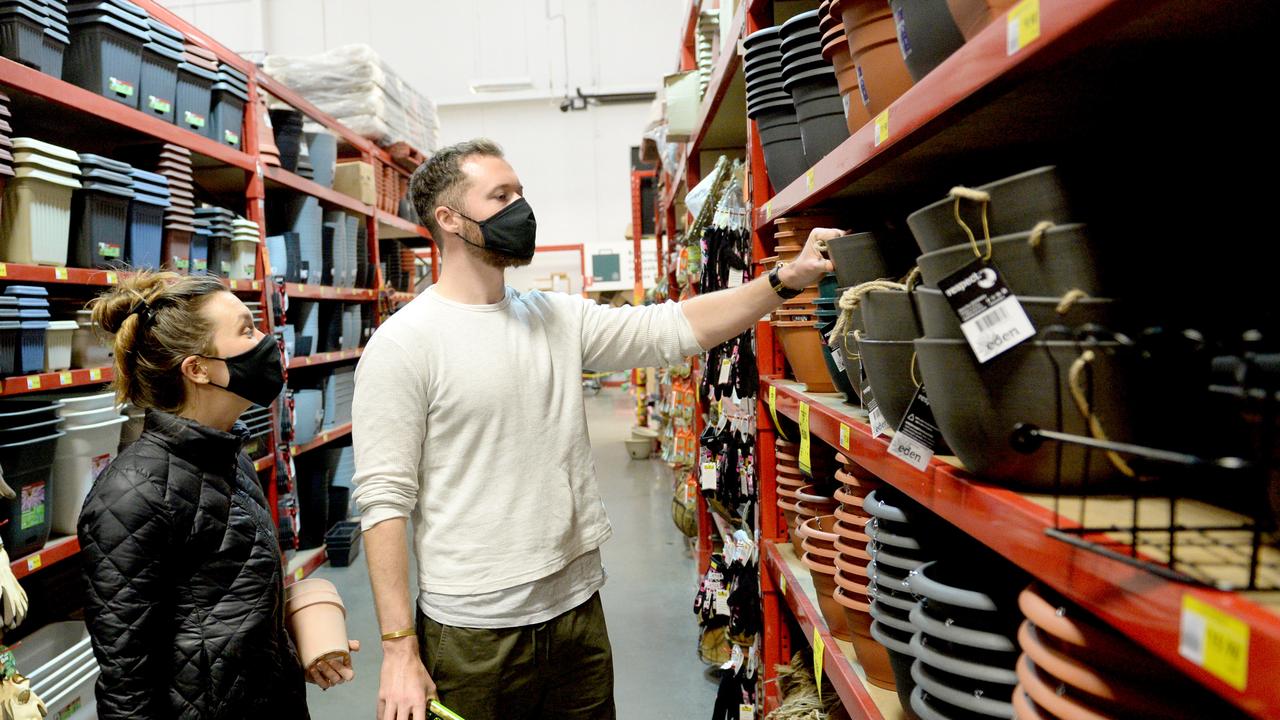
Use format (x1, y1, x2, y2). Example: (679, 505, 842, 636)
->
(768, 264, 803, 300)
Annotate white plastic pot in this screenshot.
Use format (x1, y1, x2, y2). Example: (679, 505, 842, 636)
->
(72, 310, 112, 369)
(231, 236, 259, 280)
(44, 320, 78, 371)
(60, 404, 124, 428)
(53, 390, 116, 414)
(50, 415, 127, 535)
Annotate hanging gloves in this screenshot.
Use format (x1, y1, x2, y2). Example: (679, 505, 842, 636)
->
(0, 545, 29, 630)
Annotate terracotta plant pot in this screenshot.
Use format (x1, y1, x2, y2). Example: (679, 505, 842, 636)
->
(834, 529, 870, 555)
(776, 449, 801, 466)
(851, 630, 897, 691)
(285, 578, 350, 670)
(774, 321, 838, 392)
(947, 0, 1020, 40)
(835, 587, 874, 637)
(834, 504, 870, 528)
(841, 0, 914, 115)
(833, 485, 866, 509)
(777, 485, 801, 503)
(1017, 654, 1114, 720)
(804, 536, 840, 562)
(795, 483, 835, 503)
(796, 500, 840, 525)
(777, 476, 808, 493)
(803, 552, 854, 641)
(1016, 584, 1159, 679)
(1013, 685, 1051, 720)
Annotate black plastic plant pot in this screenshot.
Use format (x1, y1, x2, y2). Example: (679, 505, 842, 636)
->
(0, 8, 47, 70)
(140, 41, 179, 121)
(799, 111, 849, 166)
(64, 15, 147, 108)
(42, 29, 66, 78)
(72, 186, 132, 268)
(210, 82, 247, 147)
(175, 61, 215, 135)
(761, 135, 807, 192)
(890, 0, 966, 83)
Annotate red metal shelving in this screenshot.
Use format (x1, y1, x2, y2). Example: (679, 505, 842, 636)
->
(0, 368, 112, 397)
(376, 210, 433, 247)
(290, 423, 352, 457)
(284, 284, 379, 301)
(284, 547, 330, 587)
(763, 377, 1280, 718)
(686, 0, 747, 155)
(10, 537, 80, 581)
(287, 348, 363, 370)
(263, 165, 372, 217)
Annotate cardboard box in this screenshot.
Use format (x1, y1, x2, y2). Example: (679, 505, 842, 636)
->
(334, 160, 376, 205)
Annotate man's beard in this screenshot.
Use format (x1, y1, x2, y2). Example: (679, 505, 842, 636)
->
(460, 228, 532, 269)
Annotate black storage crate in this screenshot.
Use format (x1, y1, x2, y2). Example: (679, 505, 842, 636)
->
(175, 61, 215, 136)
(324, 520, 361, 567)
(0, 431, 63, 556)
(42, 30, 66, 78)
(64, 16, 146, 108)
(71, 186, 132, 268)
(139, 42, 179, 122)
(210, 82, 246, 148)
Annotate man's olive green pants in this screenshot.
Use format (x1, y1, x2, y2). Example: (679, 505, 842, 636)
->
(416, 593, 617, 720)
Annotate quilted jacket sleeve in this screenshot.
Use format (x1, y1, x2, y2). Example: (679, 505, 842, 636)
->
(78, 464, 175, 719)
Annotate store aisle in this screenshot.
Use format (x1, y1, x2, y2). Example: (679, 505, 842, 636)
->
(306, 386, 715, 719)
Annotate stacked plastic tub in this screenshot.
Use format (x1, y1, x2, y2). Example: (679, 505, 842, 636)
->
(11, 621, 99, 720)
(744, 26, 806, 192)
(212, 62, 248, 148)
(0, 398, 64, 555)
(65, 0, 149, 108)
(126, 168, 169, 269)
(140, 17, 183, 122)
(71, 153, 133, 268)
(292, 194, 323, 284)
(2, 138, 81, 266)
(190, 217, 210, 274)
(780, 10, 848, 163)
(0, 0, 66, 75)
(0, 295, 17, 376)
(47, 390, 125, 534)
(230, 216, 260, 280)
(176, 37, 217, 136)
(157, 143, 196, 271)
(292, 300, 318, 357)
(43, 0, 69, 77)
(269, 108, 304, 172)
(0, 93, 11, 181)
(6, 285, 50, 375)
(194, 206, 233, 276)
(71, 308, 110, 369)
(306, 130, 337, 188)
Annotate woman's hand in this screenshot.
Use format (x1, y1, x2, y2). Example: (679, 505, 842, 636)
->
(307, 640, 361, 690)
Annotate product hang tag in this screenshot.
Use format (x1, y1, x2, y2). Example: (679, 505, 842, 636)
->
(831, 344, 846, 372)
(701, 461, 719, 490)
(938, 259, 1036, 363)
(862, 361, 888, 437)
(719, 357, 733, 385)
(889, 385, 941, 471)
(715, 588, 731, 616)
(739, 705, 755, 720)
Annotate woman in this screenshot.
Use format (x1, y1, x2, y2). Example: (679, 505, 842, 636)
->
(79, 272, 357, 719)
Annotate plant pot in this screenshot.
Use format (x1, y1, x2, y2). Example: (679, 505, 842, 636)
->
(907, 560, 1023, 615)
(913, 286, 1120, 340)
(867, 519, 924, 552)
(821, 336, 860, 403)
(1012, 687, 1049, 720)
(907, 167, 1079, 255)
(284, 578, 350, 670)
(797, 499, 840, 523)
(910, 659, 1016, 718)
(1017, 654, 1116, 720)
(861, 288, 922, 342)
(833, 485, 866, 510)
(804, 552, 854, 641)
(947, 0, 1020, 40)
(824, 232, 892, 288)
(625, 437, 652, 459)
(841, 0, 914, 115)
(834, 504, 870, 529)
(913, 604, 1017, 655)
(910, 632, 1018, 689)
(834, 522, 870, 546)
(890, 0, 967, 82)
(836, 467, 882, 495)
(1016, 584, 1163, 680)
(856, 337, 916, 429)
(871, 542, 929, 575)
(914, 338, 1139, 490)
(834, 569, 871, 602)
(775, 321, 838, 392)
(851, 626, 898, 691)
(836, 586, 874, 629)
(804, 535, 840, 561)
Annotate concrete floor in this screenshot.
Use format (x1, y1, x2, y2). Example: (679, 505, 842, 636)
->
(306, 387, 717, 719)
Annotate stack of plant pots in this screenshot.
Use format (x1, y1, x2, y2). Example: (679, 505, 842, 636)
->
(832, 455, 895, 691)
(177, 37, 218, 136)
(140, 17, 182, 123)
(819, 0, 868, 134)
(257, 96, 281, 167)
(744, 25, 806, 192)
(211, 63, 249, 148)
(42, 0, 69, 77)
(0, 93, 11, 181)
(858, 284, 922, 431)
(779, 10, 848, 165)
(126, 168, 170, 269)
(1014, 583, 1249, 720)
(194, 206, 233, 277)
(230, 216, 260, 280)
(3, 137, 82, 267)
(820, 231, 900, 408)
(907, 166, 1133, 491)
(71, 153, 134, 268)
(771, 215, 836, 393)
(815, 272, 857, 403)
(694, 9, 717, 97)
(774, 437, 806, 547)
(65, 0, 149, 108)
(270, 107, 305, 173)
(156, 143, 196, 272)
(833, 0, 913, 118)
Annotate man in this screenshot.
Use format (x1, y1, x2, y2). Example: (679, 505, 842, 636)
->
(352, 138, 837, 720)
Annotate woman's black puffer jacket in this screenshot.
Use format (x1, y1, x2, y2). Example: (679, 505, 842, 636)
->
(78, 411, 309, 720)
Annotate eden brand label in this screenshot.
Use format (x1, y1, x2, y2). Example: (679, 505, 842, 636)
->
(856, 65, 870, 106)
(21, 482, 46, 530)
(939, 259, 1035, 363)
(184, 111, 207, 129)
(109, 77, 135, 97)
(149, 95, 173, 114)
(889, 386, 941, 471)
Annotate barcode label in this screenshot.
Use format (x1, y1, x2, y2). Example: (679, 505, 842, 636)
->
(960, 297, 1035, 363)
(973, 304, 1011, 331)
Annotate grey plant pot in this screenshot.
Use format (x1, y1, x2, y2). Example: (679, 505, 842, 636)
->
(826, 232, 892, 289)
(863, 289, 922, 341)
(917, 223, 1106, 301)
(913, 286, 1119, 340)
(857, 337, 916, 429)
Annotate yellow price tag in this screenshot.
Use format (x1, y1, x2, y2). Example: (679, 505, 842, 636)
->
(253, 281, 262, 290)
(764, 201, 772, 220)
(840, 423, 851, 451)
(1006, 0, 1041, 55)
(295, 568, 305, 581)
(798, 402, 812, 475)
(813, 629, 825, 701)
(106, 272, 119, 284)
(874, 111, 890, 147)
(25, 376, 41, 390)
(0, 263, 7, 278)
(805, 169, 815, 192)
(26, 555, 42, 572)
(59, 371, 73, 386)
(1180, 595, 1249, 691)
(89, 368, 103, 381)
(55, 267, 69, 280)
(779, 575, 786, 597)
(304, 357, 313, 365)
(768, 385, 789, 441)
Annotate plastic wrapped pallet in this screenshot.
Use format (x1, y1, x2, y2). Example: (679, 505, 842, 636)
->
(262, 44, 439, 154)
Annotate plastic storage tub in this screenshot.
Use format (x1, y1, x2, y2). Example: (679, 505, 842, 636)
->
(50, 413, 126, 534)
(71, 183, 132, 268)
(64, 14, 147, 108)
(189, 228, 209, 274)
(0, 5, 46, 70)
(43, 319, 77, 371)
(210, 80, 247, 148)
(43, 27, 68, 79)
(126, 194, 167, 269)
(230, 234, 258, 280)
(1, 168, 81, 266)
(175, 61, 215, 136)
(139, 41, 180, 121)
(10, 621, 99, 720)
(18, 308, 49, 374)
(0, 430, 63, 555)
(71, 311, 111, 369)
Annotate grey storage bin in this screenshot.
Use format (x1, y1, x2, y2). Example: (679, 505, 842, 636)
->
(139, 41, 180, 121)
(0, 4, 47, 70)
(64, 13, 147, 108)
(175, 61, 215, 136)
(210, 80, 247, 148)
